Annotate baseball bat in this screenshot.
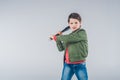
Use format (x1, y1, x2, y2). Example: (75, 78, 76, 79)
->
(50, 26, 70, 40)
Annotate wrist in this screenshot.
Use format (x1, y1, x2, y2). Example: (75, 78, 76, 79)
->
(53, 35, 57, 41)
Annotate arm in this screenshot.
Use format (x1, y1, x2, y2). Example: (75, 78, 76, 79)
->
(52, 35, 65, 51)
(56, 29, 88, 44)
(56, 40, 65, 51)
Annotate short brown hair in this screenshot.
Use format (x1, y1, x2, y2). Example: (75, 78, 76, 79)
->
(68, 13, 82, 23)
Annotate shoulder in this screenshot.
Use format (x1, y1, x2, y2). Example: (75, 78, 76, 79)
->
(79, 28, 86, 31)
(78, 28, 87, 36)
(77, 28, 86, 33)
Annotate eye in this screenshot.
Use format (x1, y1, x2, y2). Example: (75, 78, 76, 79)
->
(75, 22, 78, 24)
(70, 23, 73, 24)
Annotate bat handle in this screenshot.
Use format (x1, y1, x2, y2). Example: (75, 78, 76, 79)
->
(55, 33, 60, 36)
(49, 33, 61, 40)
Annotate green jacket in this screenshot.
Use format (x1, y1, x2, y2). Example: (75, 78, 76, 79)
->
(56, 28, 88, 62)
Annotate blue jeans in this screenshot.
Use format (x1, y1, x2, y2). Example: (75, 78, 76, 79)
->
(61, 62, 88, 80)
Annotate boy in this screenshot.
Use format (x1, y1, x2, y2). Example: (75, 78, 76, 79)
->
(51, 13, 88, 80)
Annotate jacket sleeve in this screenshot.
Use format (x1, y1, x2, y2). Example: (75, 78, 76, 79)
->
(56, 40, 65, 52)
(56, 29, 87, 44)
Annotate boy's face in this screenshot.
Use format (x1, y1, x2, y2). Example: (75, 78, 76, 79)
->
(68, 18, 81, 31)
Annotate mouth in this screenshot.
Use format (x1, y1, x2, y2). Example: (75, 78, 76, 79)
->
(72, 27, 76, 29)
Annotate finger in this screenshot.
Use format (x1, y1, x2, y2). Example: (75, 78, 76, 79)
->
(49, 35, 54, 40)
(57, 31, 62, 35)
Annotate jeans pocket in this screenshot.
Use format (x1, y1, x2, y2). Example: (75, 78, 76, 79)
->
(78, 62, 86, 69)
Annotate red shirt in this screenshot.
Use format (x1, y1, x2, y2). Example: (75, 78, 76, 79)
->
(65, 48, 85, 64)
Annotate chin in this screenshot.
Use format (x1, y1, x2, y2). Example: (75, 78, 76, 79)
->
(72, 29, 77, 31)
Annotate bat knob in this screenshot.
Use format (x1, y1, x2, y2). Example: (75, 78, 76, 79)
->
(50, 37, 53, 40)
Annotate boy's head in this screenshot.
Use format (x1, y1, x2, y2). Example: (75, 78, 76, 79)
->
(68, 13, 82, 31)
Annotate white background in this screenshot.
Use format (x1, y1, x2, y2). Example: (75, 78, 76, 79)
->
(0, 0, 120, 80)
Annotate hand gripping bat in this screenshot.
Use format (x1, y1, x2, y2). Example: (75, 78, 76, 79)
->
(50, 26, 70, 40)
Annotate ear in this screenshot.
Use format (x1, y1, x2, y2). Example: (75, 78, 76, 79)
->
(68, 23, 70, 26)
(80, 21, 82, 26)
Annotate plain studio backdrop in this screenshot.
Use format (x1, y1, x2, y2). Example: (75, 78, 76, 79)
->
(0, 0, 120, 80)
